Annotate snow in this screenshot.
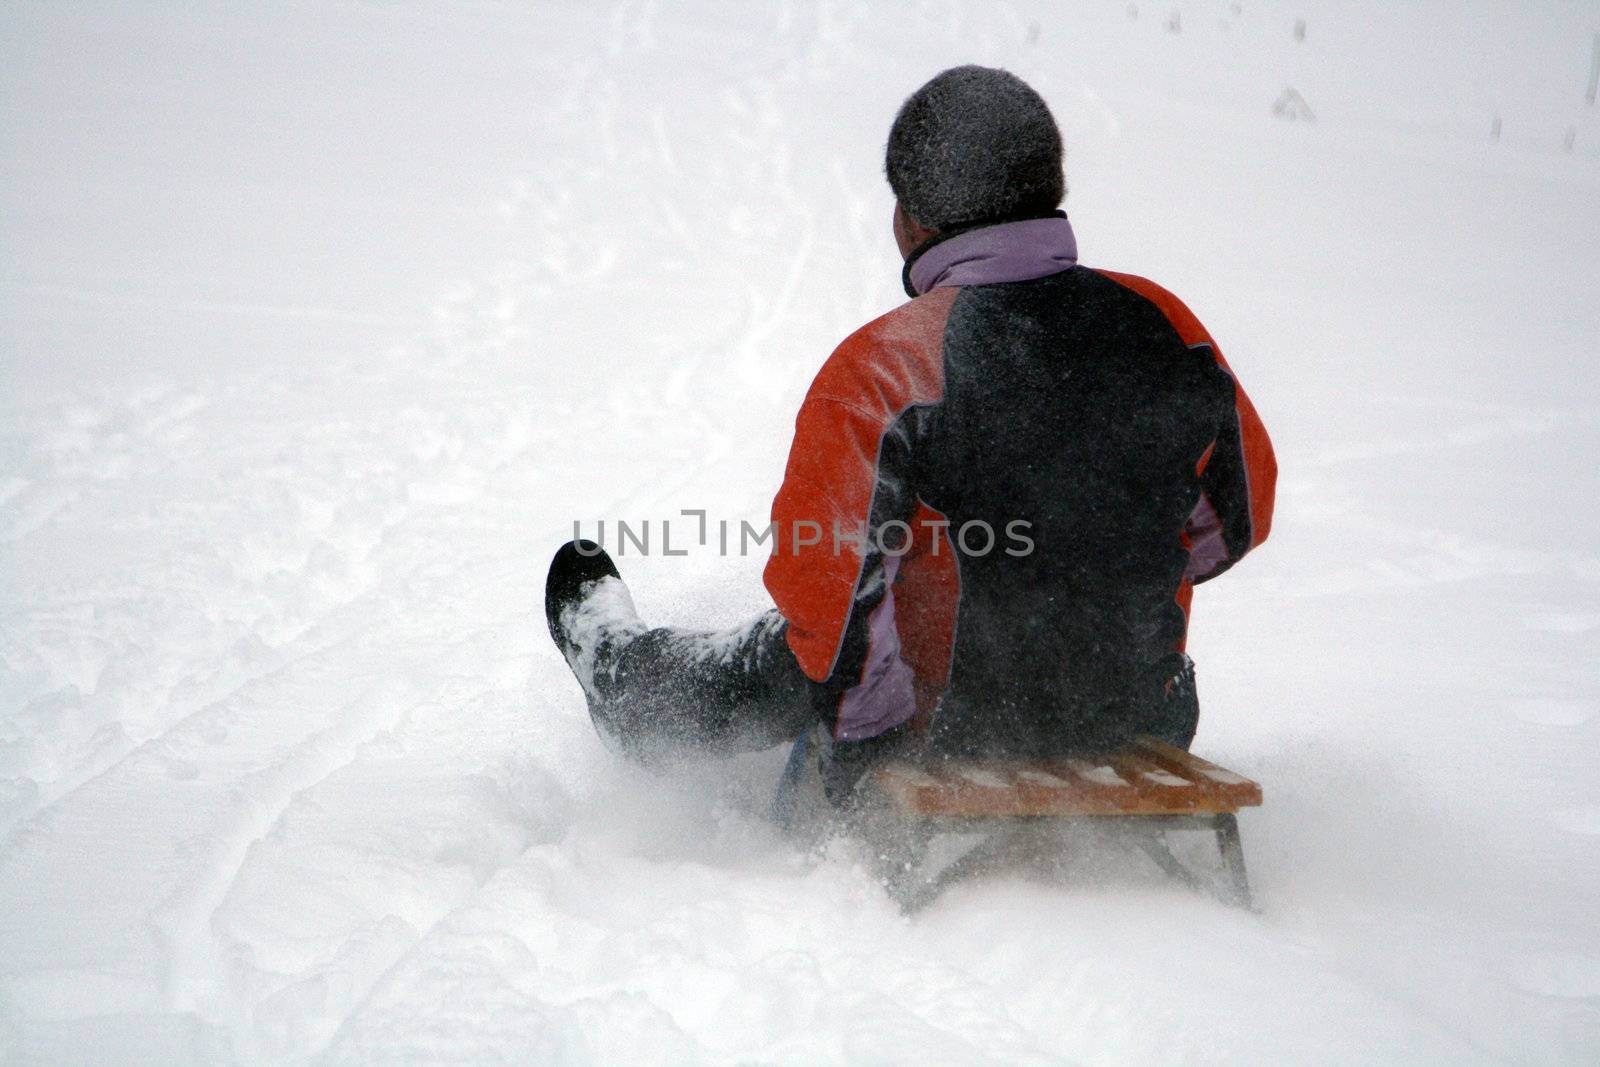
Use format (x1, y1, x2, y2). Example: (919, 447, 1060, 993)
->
(1138, 769, 1191, 788)
(954, 768, 1011, 790)
(3, 0, 1599, 1062)
(555, 575, 648, 705)
(1016, 769, 1070, 788)
(889, 765, 945, 789)
(1070, 762, 1131, 788)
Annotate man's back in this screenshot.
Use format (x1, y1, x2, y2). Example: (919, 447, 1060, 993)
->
(919, 267, 1241, 754)
(765, 237, 1274, 758)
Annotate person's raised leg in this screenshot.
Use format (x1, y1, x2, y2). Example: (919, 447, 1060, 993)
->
(545, 540, 812, 762)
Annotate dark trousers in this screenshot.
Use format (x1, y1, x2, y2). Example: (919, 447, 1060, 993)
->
(584, 607, 1200, 778)
(588, 608, 814, 762)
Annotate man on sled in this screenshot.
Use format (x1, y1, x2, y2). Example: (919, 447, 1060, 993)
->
(546, 66, 1276, 820)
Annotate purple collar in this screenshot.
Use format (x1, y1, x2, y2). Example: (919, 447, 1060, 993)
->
(905, 216, 1079, 297)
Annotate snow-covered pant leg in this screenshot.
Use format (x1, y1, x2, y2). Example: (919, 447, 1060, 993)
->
(1146, 653, 1200, 750)
(592, 608, 813, 761)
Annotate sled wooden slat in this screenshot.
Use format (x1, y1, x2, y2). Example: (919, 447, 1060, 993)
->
(1048, 758, 1154, 813)
(872, 737, 1261, 818)
(1132, 737, 1263, 808)
(876, 762, 1016, 818)
(1100, 750, 1200, 801)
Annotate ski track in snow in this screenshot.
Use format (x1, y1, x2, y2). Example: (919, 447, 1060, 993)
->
(4, 1, 1600, 1063)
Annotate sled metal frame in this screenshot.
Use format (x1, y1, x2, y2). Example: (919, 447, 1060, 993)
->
(873, 810, 1255, 914)
(771, 726, 814, 831)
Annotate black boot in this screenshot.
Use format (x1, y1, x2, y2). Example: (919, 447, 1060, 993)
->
(544, 539, 644, 714)
(544, 540, 813, 760)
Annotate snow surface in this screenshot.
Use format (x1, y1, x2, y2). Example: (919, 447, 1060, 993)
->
(3, 1, 1599, 1063)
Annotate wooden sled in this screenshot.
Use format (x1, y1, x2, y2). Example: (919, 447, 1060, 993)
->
(857, 737, 1263, 912)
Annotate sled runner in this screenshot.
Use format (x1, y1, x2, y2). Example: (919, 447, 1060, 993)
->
(778, 735, 1262, 913)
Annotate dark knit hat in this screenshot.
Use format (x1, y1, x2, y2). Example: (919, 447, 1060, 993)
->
(885, 66, 1065, 231)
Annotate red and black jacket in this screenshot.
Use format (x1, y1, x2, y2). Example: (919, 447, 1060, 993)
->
(763, 218, 1275, 756)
